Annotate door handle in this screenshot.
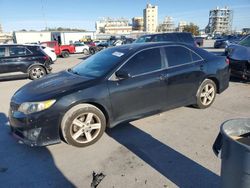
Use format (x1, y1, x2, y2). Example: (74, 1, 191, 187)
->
(159, 75, 168, 81)
(200, 65, 204, 71)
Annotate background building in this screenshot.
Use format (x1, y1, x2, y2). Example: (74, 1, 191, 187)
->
(0, 23, 3, 33)
(205, 6, 233, 34)
(158, 16, 175, 32)
(177, 21, 188, 32)
(132, 17, 144, 31)
(0, 23, 13, 44)
(95, 18, 132, 34)
(143, 4, 158, 33)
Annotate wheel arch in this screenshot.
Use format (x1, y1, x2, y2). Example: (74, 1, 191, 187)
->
(206, 76, 219, 93)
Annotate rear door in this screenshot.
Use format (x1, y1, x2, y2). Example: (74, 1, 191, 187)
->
(108, 47, 168, 122)
(5, 46, 33, 73)
(163, 45, 206, 107)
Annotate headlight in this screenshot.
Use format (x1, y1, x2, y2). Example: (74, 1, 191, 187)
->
(18, 99, 56, 114)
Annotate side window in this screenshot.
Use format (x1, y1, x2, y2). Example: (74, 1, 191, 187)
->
(9, 47, 32, 57)
(121, 48, 162, 76)
(0, 47, 6, 57)
(164, 46, 192, 67)
(191, 51, 202, 62)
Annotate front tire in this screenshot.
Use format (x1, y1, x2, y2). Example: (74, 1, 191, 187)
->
(194, 79, 217, 109)
(29, 65, 46, 80)
(61, 104, 106, 147)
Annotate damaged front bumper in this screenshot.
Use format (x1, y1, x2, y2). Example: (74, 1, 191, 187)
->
(8, 102, 61, 147)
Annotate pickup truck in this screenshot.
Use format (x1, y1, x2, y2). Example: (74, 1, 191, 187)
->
(41, 41, 75, 58)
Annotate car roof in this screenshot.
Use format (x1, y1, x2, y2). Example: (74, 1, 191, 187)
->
(112, 42, 193, 52)
(139, 32, 192, 37)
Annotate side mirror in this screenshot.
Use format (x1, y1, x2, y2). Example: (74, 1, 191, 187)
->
(115, 70, 131, 80)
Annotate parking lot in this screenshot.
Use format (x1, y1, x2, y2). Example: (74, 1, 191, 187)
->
(0, 41, 250, 188)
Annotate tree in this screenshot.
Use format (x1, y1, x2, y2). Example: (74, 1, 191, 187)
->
(183, 23, 200, 36)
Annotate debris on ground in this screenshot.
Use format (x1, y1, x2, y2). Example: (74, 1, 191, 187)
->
(90, 171, 105, 188)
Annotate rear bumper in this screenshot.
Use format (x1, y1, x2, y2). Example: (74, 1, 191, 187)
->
(229, 59, 250, 80)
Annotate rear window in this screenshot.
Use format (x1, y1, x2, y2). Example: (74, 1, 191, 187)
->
(134, 35, 153, 43)
(0, 47, 5, 57)
(9, 46, 32, 57)
(151, 34, 178, 42)
(177, 33, 194, 44)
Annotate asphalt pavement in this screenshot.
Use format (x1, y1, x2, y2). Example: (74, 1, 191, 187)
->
(0, 41, 249, 188)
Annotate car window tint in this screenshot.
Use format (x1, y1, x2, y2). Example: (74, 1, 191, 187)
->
(177, 33, 194, 44)
(121, 48, 162, 76)
(165, 46, 192, 67)
(0, 47, 5, 57)
(9, 47, 32, 57)
(239, 36, 250, 47)
(191, 51, 202, 61)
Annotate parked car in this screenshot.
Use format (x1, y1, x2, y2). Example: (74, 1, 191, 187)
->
(9, 42, 229, 147)
(40, 46, 57, 62)
(214, 35, 241, 49)
(134, 32, 196, 46)
(41, 41, 75, 58)
(225, 35, 250, 80)
(194, 36, 204, 47)
(0, 44, 52, 80)
(73, 42, 89, 55)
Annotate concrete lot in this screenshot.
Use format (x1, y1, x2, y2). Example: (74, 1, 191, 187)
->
(0, 42, 250, 188)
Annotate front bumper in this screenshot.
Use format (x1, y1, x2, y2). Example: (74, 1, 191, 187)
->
(8, 102, 61, 146)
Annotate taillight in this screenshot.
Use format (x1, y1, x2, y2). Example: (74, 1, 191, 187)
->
(226, 58, 230, 64)
(43, 55, 49, 61)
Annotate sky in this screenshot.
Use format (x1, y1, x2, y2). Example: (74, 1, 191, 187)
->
(0, 0, 250, 32)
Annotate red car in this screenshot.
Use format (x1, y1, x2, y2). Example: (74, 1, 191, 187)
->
(41, 41, 75, 58)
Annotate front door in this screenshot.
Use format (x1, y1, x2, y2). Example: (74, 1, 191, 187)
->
(108, 47, 168, 123)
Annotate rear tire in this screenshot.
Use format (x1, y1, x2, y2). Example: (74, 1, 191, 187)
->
(29, 65, 46, 80)
(83, 49, 89, 55)
(61, 51, 70, 58)
(194, 79, 217, 109)
(61, 104, 106, 147)
(89, 48, 95, 55)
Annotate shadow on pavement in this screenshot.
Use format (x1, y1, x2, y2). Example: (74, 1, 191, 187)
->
(107, 123, 220, 188)
(230, 77, 250, 84)
(0, 112, 75, 187)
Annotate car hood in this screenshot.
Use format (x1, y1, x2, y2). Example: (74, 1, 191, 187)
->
(227, 44, 250, 61)
(12, 71, 95, 103)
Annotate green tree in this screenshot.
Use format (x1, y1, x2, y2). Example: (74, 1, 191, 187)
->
(183, 23, 200, 36)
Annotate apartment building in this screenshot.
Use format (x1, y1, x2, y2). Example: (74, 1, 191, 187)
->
(143, 4, 158, 33)
(206, 6, 233, 34)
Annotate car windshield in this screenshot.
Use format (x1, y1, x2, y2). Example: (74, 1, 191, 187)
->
(134, 36, 153, 43)
(238, 35, 250, 47)
(70, 47, 130, 78)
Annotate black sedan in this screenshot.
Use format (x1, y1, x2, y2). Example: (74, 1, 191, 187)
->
(9, 42, 230, 147)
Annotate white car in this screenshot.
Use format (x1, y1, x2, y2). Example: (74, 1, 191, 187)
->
(40, 46, 57, 62)
(74, 43, 89, 55)
(26, 44, 57, 62)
